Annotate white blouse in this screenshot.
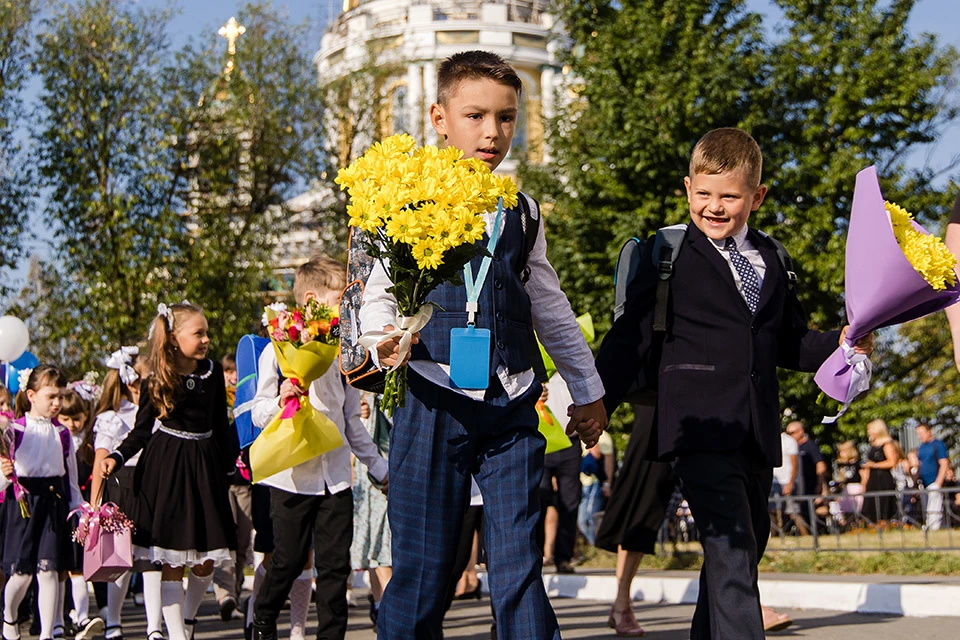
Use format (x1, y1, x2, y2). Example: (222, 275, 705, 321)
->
(0, 416, 83, 509)
(94, 400, 141, 467)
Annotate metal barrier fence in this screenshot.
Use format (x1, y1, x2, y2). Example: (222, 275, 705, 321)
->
(657, 486, 960, 553)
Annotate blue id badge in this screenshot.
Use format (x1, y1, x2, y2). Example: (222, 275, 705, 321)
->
(449, 326, 491, 390)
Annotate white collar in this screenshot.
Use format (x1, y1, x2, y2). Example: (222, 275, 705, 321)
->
(711, 225, 750, 251)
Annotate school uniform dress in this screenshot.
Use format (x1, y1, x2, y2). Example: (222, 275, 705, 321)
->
(250, 348, 387, 637)
(361, 195, 604, 639)
(596, 222, 840, 640)
(108, 359, 239, 567)
(1, 417, 83, 575)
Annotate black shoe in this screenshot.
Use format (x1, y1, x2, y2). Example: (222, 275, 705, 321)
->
(104, 625, 123, 640)
(147, 632, 165, 640)
(219, 596, 237, 622)
(368, 598, 378, 627)
(184, 619, 196, 640)
(555, 560, 576, 574)
(490, 622, 497, 640)
(251, 619, 278, 640)
(244, 622, 253, 640)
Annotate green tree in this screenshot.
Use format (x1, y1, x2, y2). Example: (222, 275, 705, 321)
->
(163, 2, 330, 352)
(0, 0, 40, 293)
(31, 0, 185, 371)
(753, 0, 960, 442)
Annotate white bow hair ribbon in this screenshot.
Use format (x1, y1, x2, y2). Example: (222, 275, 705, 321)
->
(17, 368, 33, 391)
(357, 306, 434, 372)
(70, 381, 98, 402)
(822, 340, 873, 424)
(106, 346, 140, 385)
(157, 303, 174, 329)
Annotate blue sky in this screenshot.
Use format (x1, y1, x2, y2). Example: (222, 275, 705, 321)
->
(5, 0, 960, 291)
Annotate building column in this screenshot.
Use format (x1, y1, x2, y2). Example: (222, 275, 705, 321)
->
(540, 66, 556, 163)
(406, 63, 423, 143)
(423, 60, 438, 146)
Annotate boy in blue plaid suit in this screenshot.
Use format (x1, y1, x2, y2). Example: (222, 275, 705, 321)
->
(360, 51, 606, 639)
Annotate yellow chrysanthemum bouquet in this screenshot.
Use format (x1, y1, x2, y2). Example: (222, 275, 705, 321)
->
(335, 134, 519, 414)
(886, 201, 957, 291)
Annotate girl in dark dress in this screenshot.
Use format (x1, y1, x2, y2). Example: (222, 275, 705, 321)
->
(1, 366, 82, 640)
(101, 303, 239, 640)
(862, 419, 900, 524)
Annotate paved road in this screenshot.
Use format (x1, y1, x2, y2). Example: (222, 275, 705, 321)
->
(103, 592, 956, 639)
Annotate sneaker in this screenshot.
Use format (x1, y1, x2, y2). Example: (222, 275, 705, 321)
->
(219, 596, 237, 622)
(75, 617, 105, 640)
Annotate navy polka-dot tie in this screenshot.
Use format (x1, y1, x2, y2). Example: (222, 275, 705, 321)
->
(725, 236, 761, 314)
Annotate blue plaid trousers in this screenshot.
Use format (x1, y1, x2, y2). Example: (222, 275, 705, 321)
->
(377, 371, 561, 639)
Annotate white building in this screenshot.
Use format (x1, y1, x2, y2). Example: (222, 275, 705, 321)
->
(316, 0, 560, 172)
(274, 0, 561, 283)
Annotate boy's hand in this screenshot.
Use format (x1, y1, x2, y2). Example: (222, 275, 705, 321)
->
(1, 457, 13, 478)
(573, 418, 603, 448)
(100, 457, 118, 478)
(840, 326, 875, 356)
(379, 473, 389, 495)
(279, 379, 306, 408)
(377, 325, 420, 368)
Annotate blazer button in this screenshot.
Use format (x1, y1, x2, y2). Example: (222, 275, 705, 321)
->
(751, 371, 760, 383)
(497, 339, 505, 350)
(496, 312, 504, 322)
(751, 323, 759, 335)
(494, 279, 504, 290)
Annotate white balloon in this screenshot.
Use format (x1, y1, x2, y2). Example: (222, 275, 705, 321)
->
(0, 316, 30, 362)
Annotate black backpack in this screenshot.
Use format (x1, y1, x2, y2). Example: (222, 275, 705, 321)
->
(613, 224, 798, 404)
(339, 193, 544, 392)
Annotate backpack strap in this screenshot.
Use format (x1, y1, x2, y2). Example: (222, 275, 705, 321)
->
(651, 225, 688, 333)
(517, 192, 541, 284)
(754, 230, 797, 292)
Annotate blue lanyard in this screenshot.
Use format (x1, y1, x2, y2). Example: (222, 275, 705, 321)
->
(463, 198, 505, 325)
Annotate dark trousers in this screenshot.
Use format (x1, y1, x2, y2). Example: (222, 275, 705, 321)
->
(673, 446, 773, 640)
(537, 440, 582, 564)
(254, 487, 353, 640)
(377, 372, 559, 640)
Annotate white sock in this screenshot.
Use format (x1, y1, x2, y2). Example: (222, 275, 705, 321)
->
(106, 571, 132, 628)
(54, 576, 66, 632)
(3, 573, 33, 636)
(142, 570, 164, 635)
(160, 581, 187, 640)
(246, 563, 266, 628)
(289, 570, 313, 640)
(183, 570, 213, 622)
(37, 570, 59, 639)
(70, 575, 89, 623)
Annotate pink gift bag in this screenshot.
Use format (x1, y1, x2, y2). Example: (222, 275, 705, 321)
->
(83, 517, 134, 582)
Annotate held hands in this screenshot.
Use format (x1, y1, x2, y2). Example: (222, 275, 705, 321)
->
(840, 325, 875, 356)
(100, 457, 118, 479)
(1, 457, 13, 479)
(376, 325, 420, 369)
(565, 399, 608, 449)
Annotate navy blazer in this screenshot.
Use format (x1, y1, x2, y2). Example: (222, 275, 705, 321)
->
(596, 222, 840, 467)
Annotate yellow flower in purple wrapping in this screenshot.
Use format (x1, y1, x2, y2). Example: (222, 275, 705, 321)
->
(886, 201, 958, 291)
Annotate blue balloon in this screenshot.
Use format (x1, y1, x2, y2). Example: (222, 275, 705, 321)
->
(5, 351, 39, 394)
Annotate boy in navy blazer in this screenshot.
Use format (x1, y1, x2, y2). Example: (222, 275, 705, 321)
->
(586, 128, 873, 639)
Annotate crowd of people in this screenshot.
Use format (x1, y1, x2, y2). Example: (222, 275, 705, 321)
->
(769, 419, 957, 533)
(0, 45, 943, 640)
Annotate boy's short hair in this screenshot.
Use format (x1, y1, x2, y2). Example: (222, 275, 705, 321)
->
(436, 50, 523, 106)
(293, 255, 346, 301)
(689, 128, 763, 187)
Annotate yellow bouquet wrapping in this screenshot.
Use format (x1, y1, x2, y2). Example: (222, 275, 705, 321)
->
(249, 303, 344, 482)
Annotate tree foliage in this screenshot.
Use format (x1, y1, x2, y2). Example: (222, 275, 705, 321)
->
(0, 0, 40, 292)
(529, 0, 959, 443)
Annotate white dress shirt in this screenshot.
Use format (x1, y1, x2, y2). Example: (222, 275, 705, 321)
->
(94, 400, 143, 467)
(709, 225, 767, 304)
(360, 199, 605, 407)
(250, 347, 388, 495)
(0, 416, 83, 510)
